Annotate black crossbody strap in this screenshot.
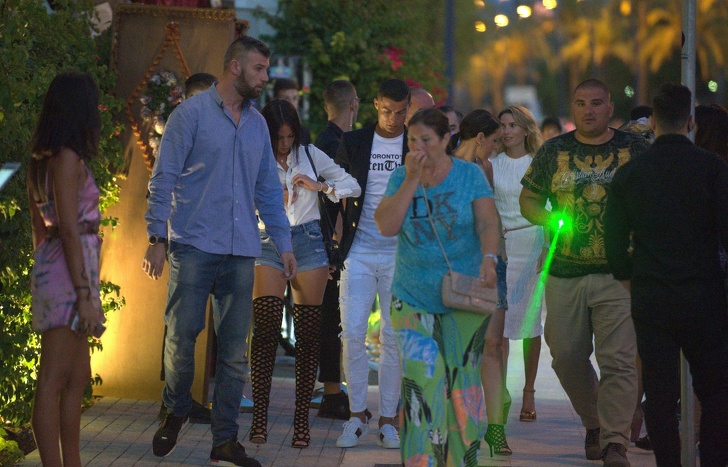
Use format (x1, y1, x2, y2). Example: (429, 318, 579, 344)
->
(303, 145, 336, 231)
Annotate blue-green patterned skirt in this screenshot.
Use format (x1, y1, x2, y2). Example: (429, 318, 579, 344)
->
(391, 298, 490, 467)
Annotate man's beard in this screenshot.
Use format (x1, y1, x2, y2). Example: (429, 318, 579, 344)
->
(234, 73, 261, 100)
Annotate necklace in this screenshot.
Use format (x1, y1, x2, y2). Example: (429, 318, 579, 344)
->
(422, 157, 451, 188)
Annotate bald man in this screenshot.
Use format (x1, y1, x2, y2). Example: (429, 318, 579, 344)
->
(405, 87, 434, 125)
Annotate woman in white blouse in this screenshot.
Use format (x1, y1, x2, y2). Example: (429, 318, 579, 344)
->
(491, 105, 544, 423)
(251, 99, 360, 449)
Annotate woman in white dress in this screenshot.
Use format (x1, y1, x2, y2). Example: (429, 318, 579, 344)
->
(491, 105, 544, 422)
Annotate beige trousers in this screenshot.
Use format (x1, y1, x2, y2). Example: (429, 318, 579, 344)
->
(544, 273, 638, 449)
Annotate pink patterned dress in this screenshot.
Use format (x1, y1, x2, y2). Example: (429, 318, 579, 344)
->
(30, 164, 104, 333)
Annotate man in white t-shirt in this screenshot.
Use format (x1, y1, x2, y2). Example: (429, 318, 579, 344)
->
(334, 78, 409, 449)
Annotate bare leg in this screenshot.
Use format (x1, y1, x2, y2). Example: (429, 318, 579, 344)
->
(481, 308, 507, 424)
(33, 327, 89, 467)
(521, 336, 541, 417)
(59, 335, 91, 467)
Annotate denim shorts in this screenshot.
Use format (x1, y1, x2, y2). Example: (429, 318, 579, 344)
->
(256, 219, 329, 273)
(497, 256, 508, 310)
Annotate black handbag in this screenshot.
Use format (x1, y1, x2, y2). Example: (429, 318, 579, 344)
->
(303, 145, 343, 268)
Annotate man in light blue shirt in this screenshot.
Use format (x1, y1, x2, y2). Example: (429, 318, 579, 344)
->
(142, 36, 295, 467)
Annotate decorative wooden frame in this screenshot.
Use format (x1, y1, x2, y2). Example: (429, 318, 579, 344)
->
(111, 4, 248, 170)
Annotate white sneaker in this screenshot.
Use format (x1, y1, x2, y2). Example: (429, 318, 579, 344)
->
(377, 423, 400, 449)
(336, 417, 369, 448)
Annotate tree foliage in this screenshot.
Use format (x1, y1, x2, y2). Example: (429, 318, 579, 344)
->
(257, 0, 447, 134)
(0, 0, 125, 430)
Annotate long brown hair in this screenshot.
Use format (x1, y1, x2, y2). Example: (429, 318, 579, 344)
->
(30, 72, 101, 161)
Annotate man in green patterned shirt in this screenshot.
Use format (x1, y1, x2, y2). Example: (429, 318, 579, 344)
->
(519, 79, 650, 467)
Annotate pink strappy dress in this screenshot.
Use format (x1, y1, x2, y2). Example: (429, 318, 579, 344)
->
(30, 163, 104, 333)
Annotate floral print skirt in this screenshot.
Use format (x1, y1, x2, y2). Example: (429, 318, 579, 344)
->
(391, 298, 490, 467)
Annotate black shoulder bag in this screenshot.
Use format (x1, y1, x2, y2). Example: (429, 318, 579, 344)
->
(303, 145, 343, 268)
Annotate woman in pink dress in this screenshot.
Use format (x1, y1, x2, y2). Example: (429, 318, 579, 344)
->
(27, 72, 105, 466)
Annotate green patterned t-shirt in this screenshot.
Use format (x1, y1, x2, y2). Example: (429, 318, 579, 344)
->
(521, 129, 650, 278)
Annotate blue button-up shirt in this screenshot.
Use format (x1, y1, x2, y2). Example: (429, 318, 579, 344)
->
(146, 84, 292, 256)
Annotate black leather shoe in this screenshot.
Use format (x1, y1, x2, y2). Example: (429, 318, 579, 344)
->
(318, 392, 350, 420)
(210, 439, 261, 467)
(152, 413, 188, 457)
(158, 400, 211, 424)
(585, 427, 603, 460)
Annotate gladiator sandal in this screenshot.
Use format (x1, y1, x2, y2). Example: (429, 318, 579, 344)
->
(248, 296, 284, 445)
(290, 304, 322, 448)
(484, 423, 512, 456)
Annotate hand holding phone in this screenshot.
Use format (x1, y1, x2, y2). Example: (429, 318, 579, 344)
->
(69, 312, 106, 338)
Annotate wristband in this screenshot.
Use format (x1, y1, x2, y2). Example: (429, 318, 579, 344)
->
(484, 253, 498, 263)
(324, 181, 335, 195)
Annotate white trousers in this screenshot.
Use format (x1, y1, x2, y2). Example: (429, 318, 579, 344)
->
(339, 249, 401, 417)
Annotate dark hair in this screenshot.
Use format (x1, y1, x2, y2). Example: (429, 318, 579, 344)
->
(459, 109, 499, 140)
(652, 83, 691, 133)
(323, 80, 356, 112)
(695, 104, 728, 159)
(574, 78, 610, 99)
(185, 73, 216, 97)
(30, 72, 100, 161)
(438, 105, 463, 121)
(223, 36, 271, 70)
(261, 99, 301, 161)
(540, 116, 562, 133)
(408, 108, 450, 139)
(377, 78, 410, 103)
(273, 78, 299, 96)
(629, 105, 653, 121)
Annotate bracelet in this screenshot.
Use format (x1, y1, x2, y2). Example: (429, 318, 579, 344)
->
(317, 181, 323, 191)
(324, 182, 335, 195)
(484, 253, 498, 263)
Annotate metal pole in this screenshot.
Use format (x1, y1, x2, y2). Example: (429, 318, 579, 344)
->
(445, 0, 455, 105)
(680, 1, 697, 465)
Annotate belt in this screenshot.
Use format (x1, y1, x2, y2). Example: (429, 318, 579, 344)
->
(47, 223, 99, 238)
(503, 224, 536, 235)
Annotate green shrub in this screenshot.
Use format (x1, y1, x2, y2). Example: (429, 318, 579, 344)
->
(258, 0, 447, 135)
(0, 0, 125, 433)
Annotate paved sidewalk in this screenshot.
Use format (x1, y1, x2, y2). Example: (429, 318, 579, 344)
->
(21, 335, 661, 466)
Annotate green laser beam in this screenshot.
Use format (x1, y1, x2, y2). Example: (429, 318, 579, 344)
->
(520, 215, 568, 335)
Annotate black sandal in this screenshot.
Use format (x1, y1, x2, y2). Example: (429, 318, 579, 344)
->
(249, 426, 267, 445)
(291, 431, 310, 449)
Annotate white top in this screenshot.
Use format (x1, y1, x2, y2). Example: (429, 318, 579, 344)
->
(490, 152, 535, 231)
(262, 144, 360, 228)
(352, 132, 404, 252)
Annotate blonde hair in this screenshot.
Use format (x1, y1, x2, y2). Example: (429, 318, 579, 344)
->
(497, 105, 543, 155)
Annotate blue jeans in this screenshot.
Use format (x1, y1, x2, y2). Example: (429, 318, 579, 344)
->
(162, 242, 254, 446)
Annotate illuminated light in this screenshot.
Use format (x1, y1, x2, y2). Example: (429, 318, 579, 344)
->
(494, 14, 509, 27)
(517, 5, 532, 17)
(620, 0, 631, 16)
(548, 213, 573, 235)
(708, 80, 718, 92)
(474, 0, 485, 7)
(542, 0, 557, 9)
(624, 86, 635, 98)
(475, 21, 487, 32)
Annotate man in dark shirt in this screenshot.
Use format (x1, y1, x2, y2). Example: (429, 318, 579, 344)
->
(604, 83, 728, 466)
(520, 79, 650, 466)
(313, 80, 359, 419)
